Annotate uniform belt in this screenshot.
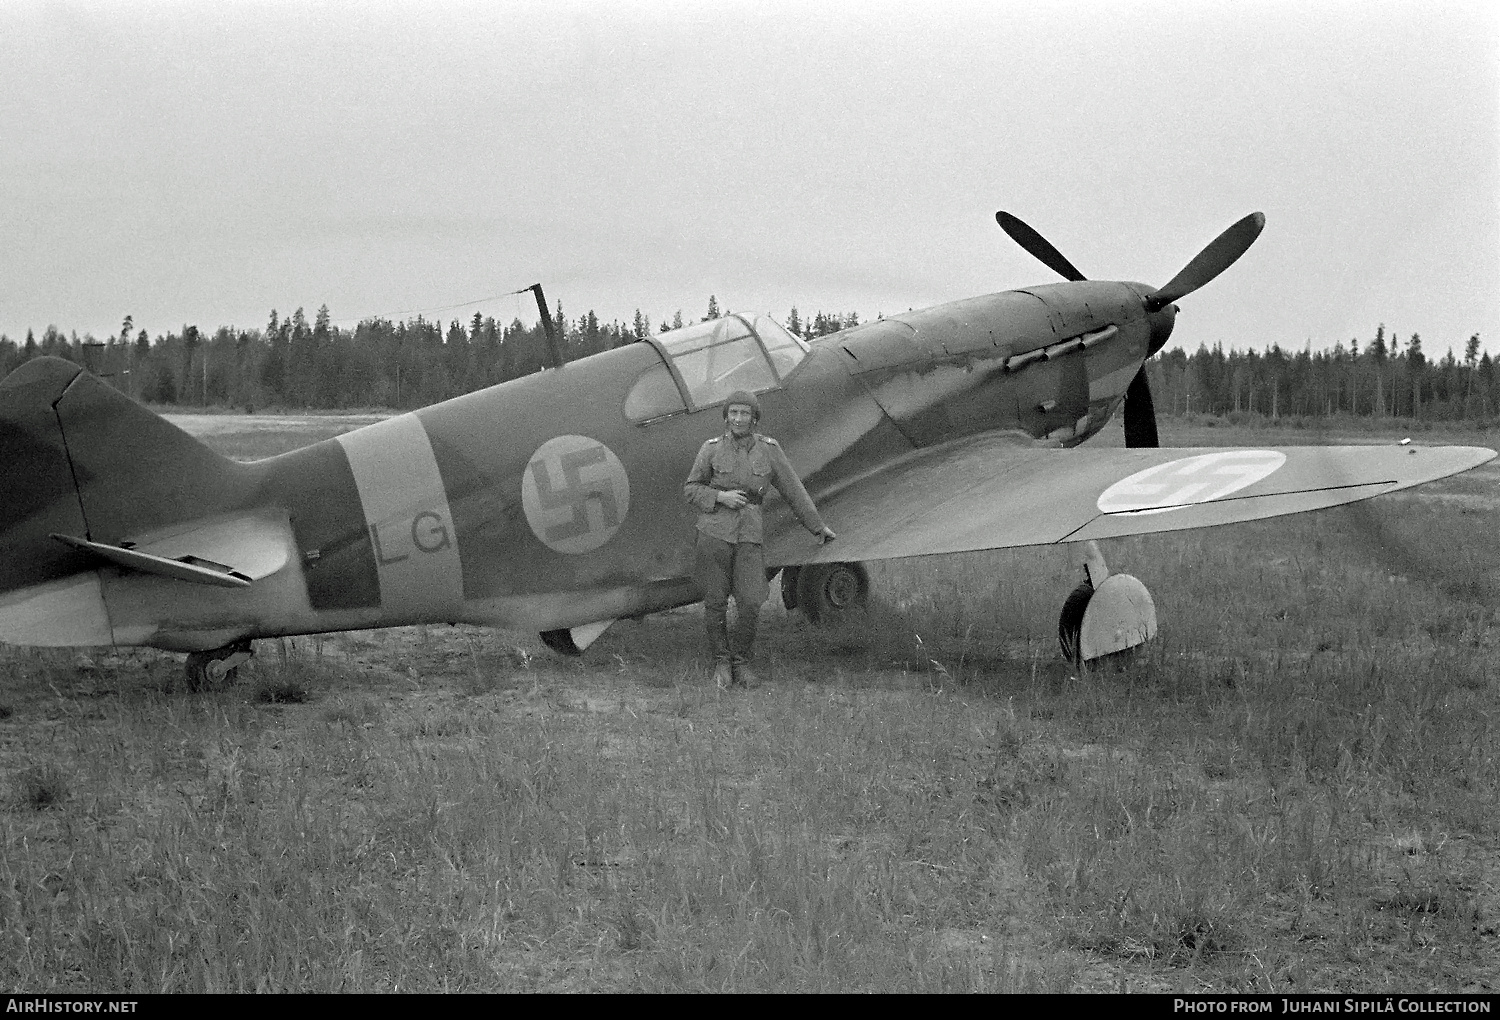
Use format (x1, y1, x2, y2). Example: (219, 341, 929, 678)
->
(715, 489, 764, 507)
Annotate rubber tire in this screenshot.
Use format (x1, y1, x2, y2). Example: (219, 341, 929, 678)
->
(184, 652, 239, 692)
(1057, 582, 1095, 664)
(796, 562, 870, 625)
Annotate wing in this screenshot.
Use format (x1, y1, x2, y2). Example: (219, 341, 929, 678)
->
(764, 433, 1496, 566)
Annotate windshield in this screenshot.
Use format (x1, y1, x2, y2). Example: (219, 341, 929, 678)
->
(649, 313, 810, 413)
(739, 313, 809, 380)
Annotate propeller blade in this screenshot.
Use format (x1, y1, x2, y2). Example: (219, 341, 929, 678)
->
(1145, 212, 1265, 311)
(1123, 367, 1159, 449)
(995, 211, 1087, 282)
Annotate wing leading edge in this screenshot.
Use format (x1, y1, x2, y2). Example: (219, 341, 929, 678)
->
(764, 435, 1496, 566)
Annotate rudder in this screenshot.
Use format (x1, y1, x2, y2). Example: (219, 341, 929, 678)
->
(0, 358, 93, 596)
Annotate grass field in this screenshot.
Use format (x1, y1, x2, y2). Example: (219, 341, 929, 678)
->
(1, 414, 1498, 991)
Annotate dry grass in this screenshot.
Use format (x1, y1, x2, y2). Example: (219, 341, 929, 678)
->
(161, 413, 388, 460)
(1, 416, 1497, 991)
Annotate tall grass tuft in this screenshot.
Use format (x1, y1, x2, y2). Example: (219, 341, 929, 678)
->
(15, 764, 69, 810)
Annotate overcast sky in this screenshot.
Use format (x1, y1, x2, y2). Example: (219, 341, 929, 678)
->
(2, 0, 1496, 358)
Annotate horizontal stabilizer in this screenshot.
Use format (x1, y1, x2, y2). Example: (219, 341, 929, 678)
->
(48, 508, 292, 589)
(765, 437, 1497, 566)
(52, 534, 252, 587)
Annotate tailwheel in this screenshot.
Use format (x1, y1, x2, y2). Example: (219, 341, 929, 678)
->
(184, 639, 254, 691)
(795, 561, 870, 625)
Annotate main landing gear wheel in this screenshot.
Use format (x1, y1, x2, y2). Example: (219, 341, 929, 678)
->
(1058, 541, 1159, 664)
(1057, 574, 1158, 665)
(184, 639, 254, 691)
(788, 562, 870, 624)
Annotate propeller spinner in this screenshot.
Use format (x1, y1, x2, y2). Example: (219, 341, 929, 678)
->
(994, 210, 1265, 449)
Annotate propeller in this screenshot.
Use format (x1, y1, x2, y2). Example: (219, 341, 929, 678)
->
(995, 211, 1087, 282)
(995, 209, 1265, 449)
(1144, 212, 1265, 311)
(1122, 365, 1159, 448)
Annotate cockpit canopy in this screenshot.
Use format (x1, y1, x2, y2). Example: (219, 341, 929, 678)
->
(625, 313, 810, 423)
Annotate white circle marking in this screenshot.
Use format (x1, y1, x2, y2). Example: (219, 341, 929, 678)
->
(1097, 450, 1287, 516)
(521, 435, 631, 554)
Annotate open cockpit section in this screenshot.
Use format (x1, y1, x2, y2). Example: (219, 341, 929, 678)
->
(625, 314, 810, 423)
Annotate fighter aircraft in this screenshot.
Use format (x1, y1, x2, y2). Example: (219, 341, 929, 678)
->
(1, 211, 1492, 686)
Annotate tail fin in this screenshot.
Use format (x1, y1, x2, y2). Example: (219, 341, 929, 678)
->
(0, 357, 254, 596)
(0, 358, 92, 595)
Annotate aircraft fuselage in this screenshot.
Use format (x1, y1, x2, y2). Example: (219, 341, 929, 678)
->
(0, 280, 1170, 651)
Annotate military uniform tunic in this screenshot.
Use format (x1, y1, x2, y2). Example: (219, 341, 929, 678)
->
(683, 431, 827, 543)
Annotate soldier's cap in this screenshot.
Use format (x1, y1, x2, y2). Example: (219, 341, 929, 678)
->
(723, 390, 761, 422)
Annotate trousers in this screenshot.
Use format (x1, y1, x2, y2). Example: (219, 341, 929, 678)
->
(695, 533, 769, 664)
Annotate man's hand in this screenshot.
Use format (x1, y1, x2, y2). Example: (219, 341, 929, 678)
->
(715, 489, 749, 510)
(815, 526, 837, 545)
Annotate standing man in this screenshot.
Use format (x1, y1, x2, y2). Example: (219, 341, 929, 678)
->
(684, 390, 836, 688)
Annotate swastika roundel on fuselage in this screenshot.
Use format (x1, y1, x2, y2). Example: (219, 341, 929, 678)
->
(521, 435, 631, 555)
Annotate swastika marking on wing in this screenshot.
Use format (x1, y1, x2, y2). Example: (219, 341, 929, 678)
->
(1097, 450, 1287, 516)
(521, 435, 631, 554)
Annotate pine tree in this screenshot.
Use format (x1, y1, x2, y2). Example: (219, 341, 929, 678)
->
(261, 309, 286, 400)
(1408, 333, 1425, 417)
(703, 295, 720, 322)
(582, 310, 601, 355)
(182, 325, 201, 405)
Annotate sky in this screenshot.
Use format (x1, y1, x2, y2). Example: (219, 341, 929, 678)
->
(1, 0, 1496, 357)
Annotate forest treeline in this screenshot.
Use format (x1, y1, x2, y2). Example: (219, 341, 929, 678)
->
(1145, 324, 1492, 423)
(0, 304, 1492, 423)
(0, 298, 859, 411)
